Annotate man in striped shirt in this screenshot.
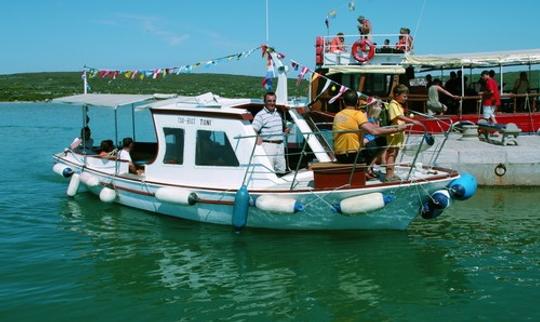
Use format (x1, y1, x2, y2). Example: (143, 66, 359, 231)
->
(253, 92, 288, 174)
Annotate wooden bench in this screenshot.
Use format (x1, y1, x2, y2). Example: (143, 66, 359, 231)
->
(310, 162, 367, 188)
(477, 121, 521, 146)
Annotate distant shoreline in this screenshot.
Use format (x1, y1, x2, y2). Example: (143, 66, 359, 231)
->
(0, 71, 307, 102)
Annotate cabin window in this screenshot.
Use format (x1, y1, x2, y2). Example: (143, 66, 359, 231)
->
(163, 128, 184, 165)
(195, 130, 239, 167)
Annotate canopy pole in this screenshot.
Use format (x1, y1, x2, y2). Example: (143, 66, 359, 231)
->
(499, 64, 503, 95)
(114, 107, 119, 176)
(459, 65, 464, 118)
(131, 104, 136, 141)
(528, 61, 532, 84)
(82, 105, 88, 166)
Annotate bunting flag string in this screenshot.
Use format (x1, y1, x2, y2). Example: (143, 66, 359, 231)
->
(85, 46, 260, 80)
(262, 44, 372, 103)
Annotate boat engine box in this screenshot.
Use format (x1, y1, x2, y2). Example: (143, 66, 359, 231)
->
(310, 162, 366, 189)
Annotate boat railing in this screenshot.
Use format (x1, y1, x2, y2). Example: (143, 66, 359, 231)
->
(407, 92, 539, 115)
(318, 33, 411, 67)
(235, 124, 444, 190)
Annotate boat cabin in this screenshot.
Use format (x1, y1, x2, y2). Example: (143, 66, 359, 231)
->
(55, 92, 335, 191)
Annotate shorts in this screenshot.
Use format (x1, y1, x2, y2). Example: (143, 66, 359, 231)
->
(335, 136, 387, 164)
(427, 101, 446, 113)
(482, 105, 495, 119)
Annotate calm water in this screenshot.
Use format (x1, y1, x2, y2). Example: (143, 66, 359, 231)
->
(0, 103, 539, 321)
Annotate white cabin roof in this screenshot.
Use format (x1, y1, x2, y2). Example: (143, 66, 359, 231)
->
(53, 93, 155, 108)
(407, 49, 540, 69)
(142, 92, 255, 110)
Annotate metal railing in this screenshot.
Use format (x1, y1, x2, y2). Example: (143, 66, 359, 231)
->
(234, 123, 444, 191)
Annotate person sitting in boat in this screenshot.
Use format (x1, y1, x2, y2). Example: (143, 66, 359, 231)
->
(385, 84, 424, 182)
(98, 139, 116, 158)
(328, 32, 345, 53)
(395, 27, 413, 52)
(426, 79, 459, 116)
(70, 126, 94, 154)
(253, 92, 289, 175)
(512, 71, 530, 111)
(362, 99, 382, 144)
(332, 90, 407, 169)
(118, 137, 143, 175)
(357, 16, 371, 39)
(379, 38, 392, 53)
(480, 70, 501, 125)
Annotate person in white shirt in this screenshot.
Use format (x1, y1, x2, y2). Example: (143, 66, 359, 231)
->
(118, 137, 142, 175)
(426, 79, 459, 116)
(252, 92, 289, 175)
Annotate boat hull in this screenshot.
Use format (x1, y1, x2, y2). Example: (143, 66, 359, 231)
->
(54, 159, 457, 231)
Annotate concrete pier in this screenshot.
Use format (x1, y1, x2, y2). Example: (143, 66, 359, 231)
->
(401, 133, 540, 186)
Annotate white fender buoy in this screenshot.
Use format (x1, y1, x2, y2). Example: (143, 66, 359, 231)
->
(79, 172, 100, 188)
(99, 187, 117, 203)
(53, 163, 74, 178)
(66, 173, 80, 197)
(255, 195, 304, 214)
(336, 192, 395, 215)
(154, 187, 198, 205)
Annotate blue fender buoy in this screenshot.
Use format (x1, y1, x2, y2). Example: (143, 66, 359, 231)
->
(448, 172, 477, 200)
(421, 190, 450, 219)
(424, 133, 435, 146)
(232, 185, 250, 232)
(62, 167, 74, 178)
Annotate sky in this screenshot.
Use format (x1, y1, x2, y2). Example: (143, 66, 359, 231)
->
(1, 0, 540, 76)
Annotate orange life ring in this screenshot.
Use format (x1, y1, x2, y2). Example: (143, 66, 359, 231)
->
(351, 39, 375, 63)
(315, 36, 324, 65)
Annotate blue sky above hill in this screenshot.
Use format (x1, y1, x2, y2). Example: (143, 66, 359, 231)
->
(1, 0, 539, 76)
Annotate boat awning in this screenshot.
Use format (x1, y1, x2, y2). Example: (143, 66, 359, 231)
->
(406, 49, 540, 70)
(327, 65, 406, 75)
(53, 93, 155, 108)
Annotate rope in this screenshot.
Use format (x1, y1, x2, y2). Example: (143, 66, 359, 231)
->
(413, 0, 428, 42)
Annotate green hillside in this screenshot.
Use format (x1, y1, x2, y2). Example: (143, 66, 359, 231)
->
(1, 70, 537, 102)
(0, 72, 310, 102)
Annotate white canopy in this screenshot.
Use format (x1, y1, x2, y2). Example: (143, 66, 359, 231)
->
(328, 65, 406, 75)
(53, 93, 155, 108)
(406, 49, 540, 69)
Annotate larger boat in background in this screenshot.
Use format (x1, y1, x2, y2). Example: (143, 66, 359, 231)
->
(51, 51, 476, 231)
(311, 33, 540, 133)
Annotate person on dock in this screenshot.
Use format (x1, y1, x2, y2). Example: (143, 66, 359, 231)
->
(480, 70, 501, 124)
(384, 84, 424, 182)
(426, 79, 459, 116)
(332, 90, 407, 169)
(253, 92, 289, 175)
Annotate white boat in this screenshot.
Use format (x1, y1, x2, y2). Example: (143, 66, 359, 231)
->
(51, 52, 476, 230)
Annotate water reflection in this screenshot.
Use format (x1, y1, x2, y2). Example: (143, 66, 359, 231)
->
(58, 197, 470, 320)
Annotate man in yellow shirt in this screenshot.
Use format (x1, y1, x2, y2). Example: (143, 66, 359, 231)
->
(333, 90, 407, 164)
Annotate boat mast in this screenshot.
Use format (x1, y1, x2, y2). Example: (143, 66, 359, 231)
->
(83, 69, 88, 95)
(265, 0, 269, 43)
